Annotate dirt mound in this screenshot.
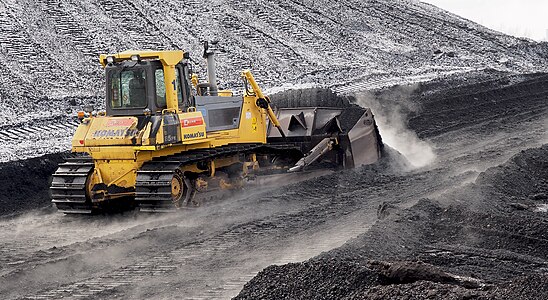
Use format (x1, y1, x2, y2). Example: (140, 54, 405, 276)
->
(235, 259, 380, 300)
(408, 73, 548, 139)
(476, 146, 548, 201)
(235, 144, 548, 299)
(235, 259, 486, 300)
(364, 273, 548, 300)
(0, 153, 67, 217)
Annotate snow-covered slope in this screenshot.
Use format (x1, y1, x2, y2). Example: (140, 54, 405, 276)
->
(0, 0, 547, 124)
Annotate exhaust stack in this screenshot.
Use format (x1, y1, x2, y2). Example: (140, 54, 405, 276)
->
(203, 41, 218, 96)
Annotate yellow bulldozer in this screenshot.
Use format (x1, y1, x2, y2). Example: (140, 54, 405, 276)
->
(51, 43, 382, 213)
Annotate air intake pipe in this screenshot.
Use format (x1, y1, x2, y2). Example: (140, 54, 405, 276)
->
(203, 41, 218, 96)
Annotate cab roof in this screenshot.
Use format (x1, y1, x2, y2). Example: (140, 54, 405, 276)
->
(99, 50, 185, 67)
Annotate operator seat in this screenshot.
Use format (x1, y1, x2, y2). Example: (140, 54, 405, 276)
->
(129, 71, 146, 107)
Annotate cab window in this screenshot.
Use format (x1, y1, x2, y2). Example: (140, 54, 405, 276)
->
(176, 69, 183, 107)
(155, 69, 166, 108)
(109, 69, 147, 108)
(155, 68, 183, 109)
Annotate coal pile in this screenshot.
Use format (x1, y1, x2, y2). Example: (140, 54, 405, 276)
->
(0, 153, 66, 216)
(236, 260, 381, 300)
(235, 260, 486, 300)
(270, 88, 352, 108)
(235, 145, 548, 299)
(0, 71, 545, 299)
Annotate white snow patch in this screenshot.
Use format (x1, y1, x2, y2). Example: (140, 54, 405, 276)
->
(265, 82, 319, 96)
(535, 204, 548, 213)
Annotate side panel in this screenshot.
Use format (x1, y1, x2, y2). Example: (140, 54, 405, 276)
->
(178, 111, 207, 142)
(347, 108, 381, 166)
(195, 96, 242, 132)
(71, 120, 92, 149)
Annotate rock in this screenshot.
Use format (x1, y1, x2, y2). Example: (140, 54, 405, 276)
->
(509, 202, 529, 210)
(530, 193, 547, 200)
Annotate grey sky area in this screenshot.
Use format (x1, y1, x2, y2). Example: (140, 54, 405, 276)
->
(421, 0, 548, 41)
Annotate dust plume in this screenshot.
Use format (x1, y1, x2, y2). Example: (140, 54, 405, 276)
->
(354, 85, 436, 168)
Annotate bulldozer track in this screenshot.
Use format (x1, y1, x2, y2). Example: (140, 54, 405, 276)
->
(21, 227, 358, 300)
(332, 69, 470, 94)
(50, 156, 94, 214)
(180, 218, 371, 300)
(136, 143, 302, 212)
(38, 0, 100, 61)
(47, 142, 303, 214)
(0, 119, 80, 162)
(0, 1, 66, 92)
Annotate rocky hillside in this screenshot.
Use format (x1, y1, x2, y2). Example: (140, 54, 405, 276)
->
(1, 0, 548, 126)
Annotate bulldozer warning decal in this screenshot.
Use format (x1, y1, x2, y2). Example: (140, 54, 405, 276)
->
(252, 117, 257, 132)
(181, 117, 203, 127)
(106, 118, 134, 127)
(179, 112, 206, 141)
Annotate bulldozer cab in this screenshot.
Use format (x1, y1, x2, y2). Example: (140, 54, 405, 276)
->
(103, 55, 193, 116)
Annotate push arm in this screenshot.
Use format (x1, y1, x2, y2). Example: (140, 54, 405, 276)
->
(242, 70, 285, 138)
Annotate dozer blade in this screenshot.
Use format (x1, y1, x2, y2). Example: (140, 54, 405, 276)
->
(345, 108, 382, 167)
(268, 107, 382, 170)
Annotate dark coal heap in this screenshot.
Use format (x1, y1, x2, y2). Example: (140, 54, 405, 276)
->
(0, 153, 66, 217)
(235, 145, 548, 299)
